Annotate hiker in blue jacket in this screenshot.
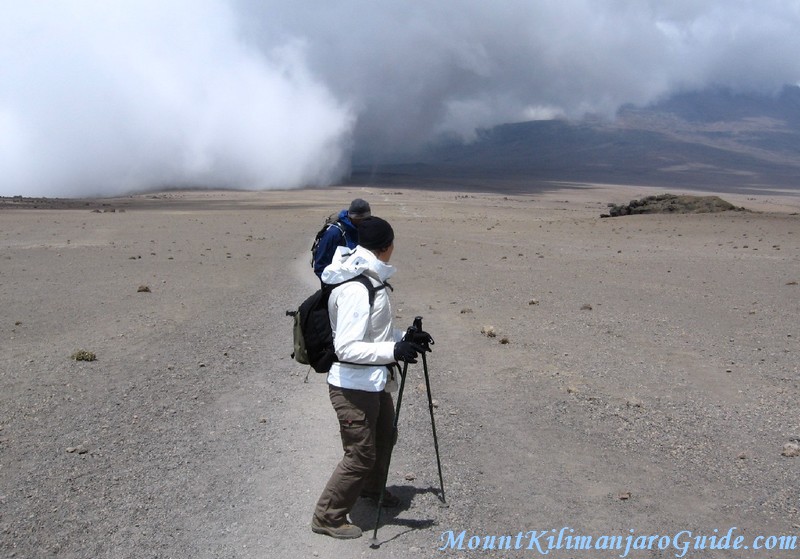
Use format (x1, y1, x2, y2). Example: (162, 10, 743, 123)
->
(313, 198, 371, 278)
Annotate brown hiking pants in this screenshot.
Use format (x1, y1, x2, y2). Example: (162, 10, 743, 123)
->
(313, 385, 395, 526)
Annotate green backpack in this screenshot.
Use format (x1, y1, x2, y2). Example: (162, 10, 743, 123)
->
(288, 275, 386, 373)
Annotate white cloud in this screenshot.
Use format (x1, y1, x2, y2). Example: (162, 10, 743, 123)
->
(3, 0, 800, 195)
(0, 1, 353, 196)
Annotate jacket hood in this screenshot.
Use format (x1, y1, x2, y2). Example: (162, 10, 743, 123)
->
(321, 245, 395, 285)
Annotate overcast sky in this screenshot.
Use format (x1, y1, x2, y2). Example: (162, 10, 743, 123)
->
(2, 0, 800, 196)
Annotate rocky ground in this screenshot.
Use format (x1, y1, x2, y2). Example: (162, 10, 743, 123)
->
(602, 193, 746, 217)
(1, 184, 798, 558)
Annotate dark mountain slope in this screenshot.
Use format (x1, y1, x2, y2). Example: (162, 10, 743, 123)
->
(351, 86, 800, 193)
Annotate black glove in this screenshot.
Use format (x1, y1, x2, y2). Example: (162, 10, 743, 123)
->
(406, 329, 434, 350)
(393, 340, 426, 364)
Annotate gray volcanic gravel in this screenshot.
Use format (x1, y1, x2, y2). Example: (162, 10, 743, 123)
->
(1, 185, 798, 558)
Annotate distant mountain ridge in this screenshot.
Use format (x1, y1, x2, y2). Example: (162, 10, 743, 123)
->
(351, 86, 800, 194)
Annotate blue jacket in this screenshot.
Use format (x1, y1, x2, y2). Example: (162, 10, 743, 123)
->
(313, 209, 359, 277)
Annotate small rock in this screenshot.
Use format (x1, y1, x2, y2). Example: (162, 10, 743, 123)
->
(71, 350, 96, 362)
(580, 304, 593, 311)
(528, 299, 539, 305)
(460, 308, 473, 314)
(481, 325, 496, 337)
(404, 473, 416, 481)
(617, 491, 631, 500)
(781, 442, 800, 457)
(499, 336, 510, 344)
(137, 285, 151, 293)
(66, 444, 89, 455)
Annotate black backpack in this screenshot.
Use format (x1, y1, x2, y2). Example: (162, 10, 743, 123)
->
(287, 275, 387, 373)
(310, 213, 346, 269)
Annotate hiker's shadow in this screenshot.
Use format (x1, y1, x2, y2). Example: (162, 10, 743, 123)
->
(350, 485, 443, 545)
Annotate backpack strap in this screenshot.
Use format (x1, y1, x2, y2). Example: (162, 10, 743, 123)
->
(329, 221, 346, 246)
(331, 274, 388, 368)
(335, 274, 386, 306)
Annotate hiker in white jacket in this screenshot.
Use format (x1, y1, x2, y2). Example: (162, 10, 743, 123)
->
(311, 217, 429, 540)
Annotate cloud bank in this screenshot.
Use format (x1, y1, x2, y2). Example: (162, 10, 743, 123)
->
(2, 0, 800, 196)
(0, 1, 353, 196)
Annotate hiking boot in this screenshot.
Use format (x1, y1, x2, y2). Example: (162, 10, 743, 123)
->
(360, 489, 401, 508)
(311, 517, 362, 539)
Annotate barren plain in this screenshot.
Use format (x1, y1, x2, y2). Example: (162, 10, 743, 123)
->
(1, 184, 799, 558)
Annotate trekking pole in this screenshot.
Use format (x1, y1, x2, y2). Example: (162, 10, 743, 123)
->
(370, 350, 411, 547)
(415, 317, 446, 504)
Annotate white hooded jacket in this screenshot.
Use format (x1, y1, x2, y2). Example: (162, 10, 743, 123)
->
(321, 245, 404, 392)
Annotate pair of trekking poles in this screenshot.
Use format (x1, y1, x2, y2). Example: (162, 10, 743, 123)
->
(370, 316, 446, 547)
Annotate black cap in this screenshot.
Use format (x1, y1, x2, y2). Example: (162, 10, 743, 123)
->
(347, 198, 371, 220)
(358, 217, 394, 250)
